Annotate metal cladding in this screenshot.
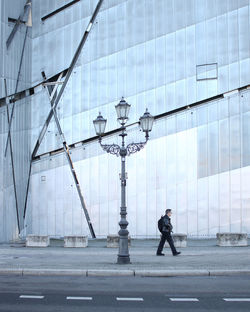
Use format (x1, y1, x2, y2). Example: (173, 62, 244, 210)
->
(0, 0, 250, 241)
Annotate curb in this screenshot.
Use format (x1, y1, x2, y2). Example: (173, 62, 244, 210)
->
(1, 268, 250, 277)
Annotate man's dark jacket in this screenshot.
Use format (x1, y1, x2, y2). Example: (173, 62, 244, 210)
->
(162, 215, 173, 233)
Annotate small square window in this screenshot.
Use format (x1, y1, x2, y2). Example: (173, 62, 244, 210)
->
(196, 63, 218, 81)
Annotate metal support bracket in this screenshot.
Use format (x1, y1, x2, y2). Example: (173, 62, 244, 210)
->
(4, 79, 20, 233)
(42, 72, 96, 238)
(31, 0, 104, 160)
(6, 0, 31, 49)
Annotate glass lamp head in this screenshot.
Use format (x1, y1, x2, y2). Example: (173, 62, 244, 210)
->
(93, 112, 107, 135)
(139, 108, 154, 132)
(115, 97, 131, 124)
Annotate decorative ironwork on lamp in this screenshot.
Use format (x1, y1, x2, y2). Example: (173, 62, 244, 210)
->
(93, 98, 154, 264)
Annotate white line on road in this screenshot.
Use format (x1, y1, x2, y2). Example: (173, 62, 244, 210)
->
(223, 298, 250, 302)
(170, 298, 199, 302)
(116, 297, 144, 301)
(19, 295, 44, 299)
(66, 296, 93, 300)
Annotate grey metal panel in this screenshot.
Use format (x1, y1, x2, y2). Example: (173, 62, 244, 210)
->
(208, 175, 219, 235)
(206, 18, 217, 64)
(126, 46, 137, 97)
(206, 0, 217, 20)
(230, 115, 241, 170)
(145, 0, 155, 42)
(174, 0, 186, 30)
(238, 6, 249, 61)
(230, 169, 241, 232)
(116, 2, 126, 52)
(165, 33, 175, 85)
(195, 21, 206, 64)
(165, 0, 174, 34)
(187, 180, 198, 236)
(197, 125, 208, 178)
(229, 93, 240, 116)
(229, 62, 240, 91)
(241, 166, 250, 233)
(107, 53, 118, 103)
(242, 111, 250, 167)
(217, 0, 228, 16)
(155, 0, 166, 37)
(241, 89, 250, 113)
(240, 59, 250, 87)
(136, 44, 145, 94)
(218, 98, 229, 119)
(176, 182, 187, 233)
(197, 178, 208, 235)
(228, 10, 239, 64)
(208, 101, 218, 123)
(175, 79, 186, 108)
(176, 130, 187, 184)
(117, 50, 127, 98)
(146, 141, 157, 237)
(186, 128, 197, 181)
(217, 14, 228, 67)
(144, 40, 155, 92)
(155, 36, 166, 88)
(219, 171, 230, 232)
(208, 122, 219, 176)
(175, 29, 186, 81)
(186, 25, 196, 78)
(219, 118, 230, 172)
(155, 86, 166, 116)
(218, 65, 229, 94)
(133, 0, 145, 47)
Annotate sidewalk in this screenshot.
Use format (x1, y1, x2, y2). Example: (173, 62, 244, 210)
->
(0, 239, 249, 277)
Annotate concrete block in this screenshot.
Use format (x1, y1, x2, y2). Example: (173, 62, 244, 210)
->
(135, 270, 209, 277)
(87, 270, 134, 277)
(216, 233, 248, 247)
(107, 235, 131, 248)
(26, 235, 50, 247)
(164, 233, 187, 248)
(22, 269, 87, 276)
(64, 236, 88, 248)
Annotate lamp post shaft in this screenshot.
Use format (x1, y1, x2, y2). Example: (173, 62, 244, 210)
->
(117, 129, 130, 264)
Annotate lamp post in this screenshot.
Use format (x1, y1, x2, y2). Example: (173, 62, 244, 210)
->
(93, 97, 154, 264)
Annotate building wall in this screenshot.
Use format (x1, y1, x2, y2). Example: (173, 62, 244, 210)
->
(28, 89, 250, 238)
(0, 0, 250, 241)
(0, 0, 32, 242)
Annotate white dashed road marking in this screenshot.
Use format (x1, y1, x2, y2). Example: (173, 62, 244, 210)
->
(170, 298, 199, 302)
(116, 297, 144, 301)
(223, 298, 250, 302)
(19, 295, 44, 299)
(66, 296, 93, 300)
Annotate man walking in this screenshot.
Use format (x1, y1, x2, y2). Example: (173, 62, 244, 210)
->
(156, 209, 181, 256)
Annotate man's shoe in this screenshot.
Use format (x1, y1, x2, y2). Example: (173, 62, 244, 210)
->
(156, 253, 165, 256)
(173, 252, 181, 256)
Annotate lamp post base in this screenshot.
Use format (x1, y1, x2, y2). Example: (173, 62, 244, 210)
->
(117, 255, 131, 264)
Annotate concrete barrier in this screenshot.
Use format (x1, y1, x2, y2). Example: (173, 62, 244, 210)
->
(216, 233, 248, 247)
(26, 235, 50, 247)
(64, 236, 88, 248)
(164, 233, 187, 248)
(107, 235, 131, 248)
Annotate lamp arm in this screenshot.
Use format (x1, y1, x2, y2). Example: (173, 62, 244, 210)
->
(98, 137, 120, 156)
(126, 133, 149, 156)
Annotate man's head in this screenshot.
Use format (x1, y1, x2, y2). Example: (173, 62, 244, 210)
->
(165, 209, 172, 217)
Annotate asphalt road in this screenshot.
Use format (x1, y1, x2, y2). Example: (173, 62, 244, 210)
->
(0, 275, 249, 311)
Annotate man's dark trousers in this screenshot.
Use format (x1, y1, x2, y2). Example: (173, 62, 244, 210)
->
(157, 232, 177, 255)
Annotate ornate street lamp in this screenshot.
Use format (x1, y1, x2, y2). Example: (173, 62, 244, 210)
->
(93, 97, 154, 264)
